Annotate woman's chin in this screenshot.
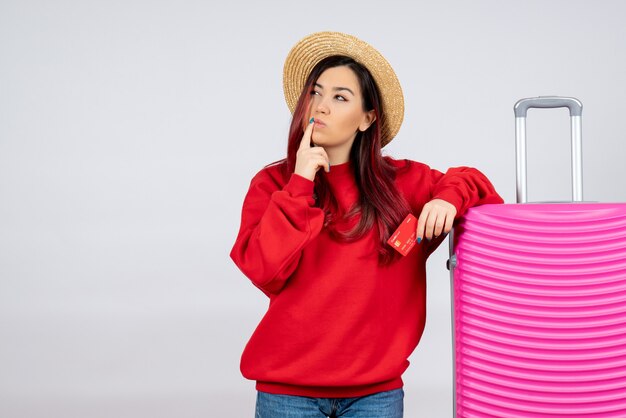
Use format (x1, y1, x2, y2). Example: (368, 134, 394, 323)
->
(311, 136, 327, 146)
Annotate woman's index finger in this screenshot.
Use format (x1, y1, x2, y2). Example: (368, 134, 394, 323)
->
(299, 118, 315, 150)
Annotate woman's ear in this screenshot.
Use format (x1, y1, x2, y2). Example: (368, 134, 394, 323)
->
(359, 110, 376, 132)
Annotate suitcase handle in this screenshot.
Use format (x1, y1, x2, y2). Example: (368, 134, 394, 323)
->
(513, 96, 583, 203)
(514, 97, 582, 118)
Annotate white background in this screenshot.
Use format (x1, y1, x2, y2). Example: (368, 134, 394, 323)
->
(2, 1, 626, 417)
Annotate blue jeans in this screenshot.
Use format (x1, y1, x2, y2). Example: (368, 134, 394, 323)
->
(255, 388, 404, 418)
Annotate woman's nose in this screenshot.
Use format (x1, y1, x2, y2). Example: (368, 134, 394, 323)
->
(315, 97, 329, 114)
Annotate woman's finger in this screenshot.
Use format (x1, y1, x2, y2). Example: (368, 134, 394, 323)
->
(444, 210, 455, 234)
(416, 204, 430, 243)
(298, 117, 315, 151)
(426, 210, 439, 239)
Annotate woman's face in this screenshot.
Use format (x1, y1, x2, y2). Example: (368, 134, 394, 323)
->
(308, 66, 375, 151)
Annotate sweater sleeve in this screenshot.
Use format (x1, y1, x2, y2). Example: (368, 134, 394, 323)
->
(230, 169, 325, 296)
(429, 166, 504, 217)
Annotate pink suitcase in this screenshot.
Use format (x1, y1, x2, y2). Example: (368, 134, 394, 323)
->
(448, 97, 626, 417)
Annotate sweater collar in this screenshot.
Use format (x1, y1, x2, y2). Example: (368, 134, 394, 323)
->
(327, 160, 353, 179)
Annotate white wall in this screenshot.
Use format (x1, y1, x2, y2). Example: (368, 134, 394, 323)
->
(1, 0, 625, 417)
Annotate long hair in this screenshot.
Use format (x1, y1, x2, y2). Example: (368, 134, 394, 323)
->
(280, 55, 411, 264)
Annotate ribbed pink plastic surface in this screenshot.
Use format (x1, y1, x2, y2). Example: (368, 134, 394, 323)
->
(453, 203, 626, 417)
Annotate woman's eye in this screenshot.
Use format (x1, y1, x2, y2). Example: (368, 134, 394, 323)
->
(311, 90, 321, 96)
(335, 95, 347, 101)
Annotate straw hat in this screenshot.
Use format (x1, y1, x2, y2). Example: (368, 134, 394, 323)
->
(283, 31, 404, 147)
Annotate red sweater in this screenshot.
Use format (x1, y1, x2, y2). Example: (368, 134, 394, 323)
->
(230, 157, 503, 398)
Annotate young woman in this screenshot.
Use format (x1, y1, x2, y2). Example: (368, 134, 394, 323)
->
(231, 31, 503, 417)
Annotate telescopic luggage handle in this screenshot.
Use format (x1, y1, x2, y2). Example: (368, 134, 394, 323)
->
(514, 96, 583, 203)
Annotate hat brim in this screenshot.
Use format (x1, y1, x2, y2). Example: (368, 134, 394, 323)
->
(283, 31, 404, 148)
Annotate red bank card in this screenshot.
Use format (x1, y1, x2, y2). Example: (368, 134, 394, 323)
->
(387, 213, 418, 256)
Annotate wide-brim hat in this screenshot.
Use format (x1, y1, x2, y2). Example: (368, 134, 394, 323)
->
(283, 31, 404, 147)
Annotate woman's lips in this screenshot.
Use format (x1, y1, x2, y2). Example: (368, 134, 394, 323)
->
(314, 119, 326, 127)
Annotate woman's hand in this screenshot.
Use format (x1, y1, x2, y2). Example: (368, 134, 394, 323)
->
(416, 199, 457, 242)
(294, 118, 330, 181)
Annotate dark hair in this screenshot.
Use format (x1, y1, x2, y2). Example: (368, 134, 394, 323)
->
(281, 55, 410, 264)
